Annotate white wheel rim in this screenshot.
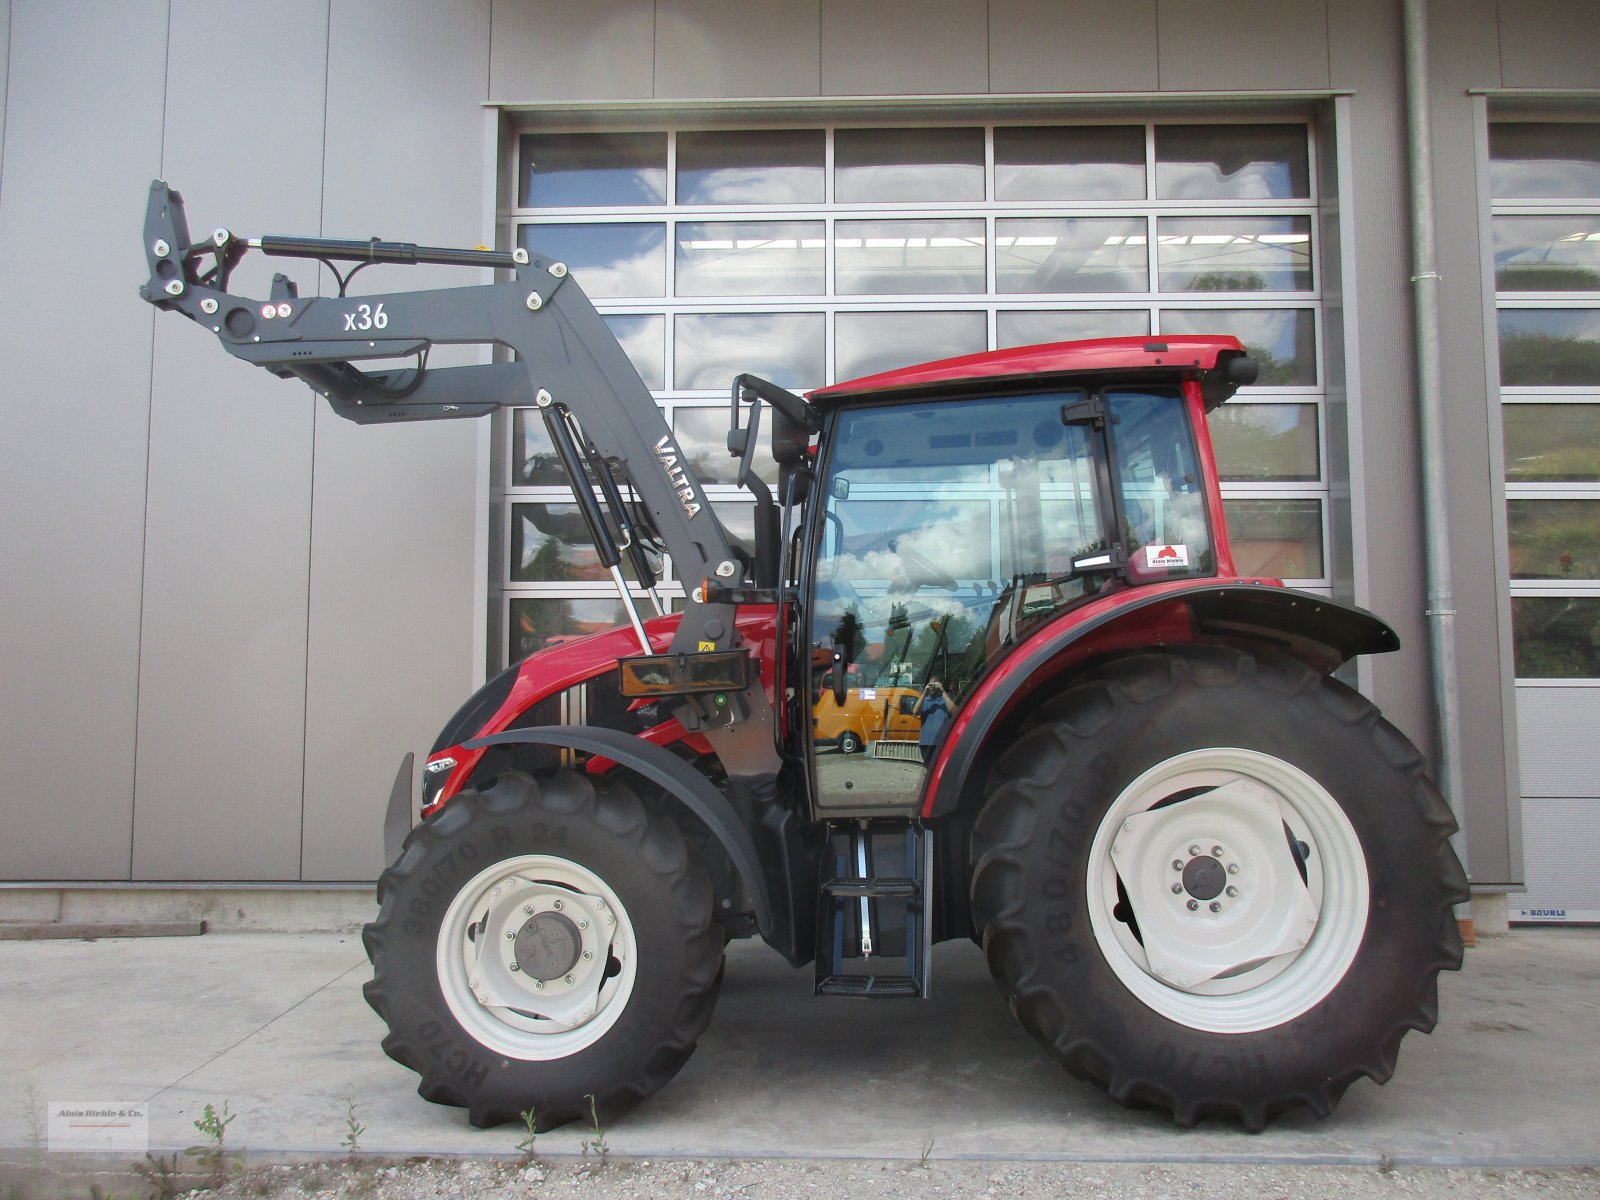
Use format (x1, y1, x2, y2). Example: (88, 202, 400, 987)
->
(436, 854, 638, 1060)
(1086, 748, 1369, 1034)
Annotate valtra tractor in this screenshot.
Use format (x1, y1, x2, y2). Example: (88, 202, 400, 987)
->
(140, 181, 1467, 1132)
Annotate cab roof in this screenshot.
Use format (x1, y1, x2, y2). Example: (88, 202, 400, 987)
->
(807, 335, 1253, 409)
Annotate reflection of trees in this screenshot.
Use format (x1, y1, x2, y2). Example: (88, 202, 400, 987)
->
(1244, 344, 1301, 386)
(514, 597, 575, 659)
(1513, 598, 1600, 679)
(1499, 333, 1600, 387)
(1508, 502, 1599, 579)
(1186, 271, 1267, 292)
(1211, 413, 1314, 481)
(1497, 265, 1600, 291)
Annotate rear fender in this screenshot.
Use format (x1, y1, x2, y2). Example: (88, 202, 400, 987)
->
(465, 724, 774, 939)
(922, 581, 1400, 819)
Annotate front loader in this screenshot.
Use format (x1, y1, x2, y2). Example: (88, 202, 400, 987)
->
(140, 181, 1467, 1132)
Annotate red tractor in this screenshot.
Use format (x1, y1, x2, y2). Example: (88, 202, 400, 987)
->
(141, 182, 1466, 1132)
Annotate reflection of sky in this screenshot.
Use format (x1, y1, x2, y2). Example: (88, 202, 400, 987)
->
(994, 127, 1146, 201)
(1156, 217, 1312, 291)
(1500, 309, 1600, 342)
(997, 310, 1149, 346)
(835, 311, 986, 381)
(520, 133, 667, 207)
(1154, 126, 1307, 200)
(676, 130, 825, 205)
(834, 129, 985, 203)
(674, 313, 824, 390)
(835, 220, 986, 295)
(1493, 216, 1600, 279)
(603, 315, 665, 390)
(1489, 124, 1600, 198)
(520, 224, 665, 297)
(1159, 308, 1315, 383)
(675, 221, 825, 296)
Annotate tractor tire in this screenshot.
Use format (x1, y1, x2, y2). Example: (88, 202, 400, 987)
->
(838, 730, 864, 755)
(363, 769, 724, 1129)
(969, 646, 1466, 1130)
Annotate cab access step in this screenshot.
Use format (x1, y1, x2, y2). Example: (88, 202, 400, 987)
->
(815, 823, 933, 998)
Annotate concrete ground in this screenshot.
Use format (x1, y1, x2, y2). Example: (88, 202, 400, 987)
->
(0, 928, 1596, 1170)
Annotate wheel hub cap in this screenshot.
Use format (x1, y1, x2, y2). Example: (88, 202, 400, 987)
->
(514, 910, 583, 981)
(1112, 778, 1322, 991)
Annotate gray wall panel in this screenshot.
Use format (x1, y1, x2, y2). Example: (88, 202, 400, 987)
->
(131, 1, 328, 881)
(821, 0, 988, 95)
(1429, 0, 1520, 884)
(657, 0, 820, 99)
(302, 0, 492, 881)
(0, 2, 168, 879)
(1497, 0, 1600, 89)
(1, 0, 11, 195)
(1157, 0, 1329, 92)
(490, 0, 654, 102)
(990, 0, 1158, 94)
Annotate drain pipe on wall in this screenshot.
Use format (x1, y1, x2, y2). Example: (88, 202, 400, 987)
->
(1402, 0, 1471, 895)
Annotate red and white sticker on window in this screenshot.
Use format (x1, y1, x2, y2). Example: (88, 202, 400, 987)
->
(1151, 544, 1190, 568)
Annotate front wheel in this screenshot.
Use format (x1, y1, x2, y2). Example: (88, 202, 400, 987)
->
(970, 647, 1467, 1129)
(363, 770, 723, 1128)
(838, 730, 864, 755)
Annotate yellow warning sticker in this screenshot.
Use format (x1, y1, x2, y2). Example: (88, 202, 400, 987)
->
(698, 640, 717, 652)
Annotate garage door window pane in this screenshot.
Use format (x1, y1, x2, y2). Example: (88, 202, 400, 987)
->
(512, 597, 640, 659)
(674, 313, 824, 390)
(1490, 123, 1600, 200)
(512, 504, 642, 584)
(997, 217, 1147, 293)
(519, 132, 667, 208)
(1157, 216, 1312, 293)
(676, 221, 825, 296)
(1508, 499, 1600, 580)
(1209, 403, 1320, 481)
(513, 410, 564, 486)
(1224, 498, 1323, 578)
(1155, 125, 1309, 200)
(994, 126, 1146, 200)
(836, 219, 986, 294)
(1160, 308, 1316, 385)
(835, 311, 987, 381)
(1494, 216, 1600, 292)
(997, 309, 1150, 347)
(674, 406, 777, 487)
(835, 128, 985, 202)
(605, 315, 665, 391)
(1504, 404, 1600, 482)
(519, 224, 665, 297)
(676, 129, 825, 205)
(1499, 309, 1600, 386)
(1512, 597, 1600, 678)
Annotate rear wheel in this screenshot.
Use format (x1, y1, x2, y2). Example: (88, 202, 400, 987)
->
(838, 730, 864, 755)
(364, 770, 723, 1128)
(970, 647, 1466, 1129)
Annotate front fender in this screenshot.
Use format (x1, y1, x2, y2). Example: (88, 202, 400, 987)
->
(465, 724, 774, 939)
(923, 581, 1400, 818)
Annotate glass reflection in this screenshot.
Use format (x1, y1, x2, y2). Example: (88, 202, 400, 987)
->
(1208, 403, 1319, 481)
(835, 219, 986, 295)
(1511, 597, 1600, 679)
(674, 313, 824, 390)
(674, 406, 778, 486)
(1489, 123, 1600, 200)
(603, 315, 665, 391)
(997, 310, 1149, 347)
(519, 132, 667, 208)
(512, 409, 565, 486)
(711, 500, 757, 559)
(1493, 215, 1600, 291)
(676, 129, 825, 205)
(834, 127, 985, 203)
(1504, 405, 1600, 482)
(1157, 217, 1312, 292)
(996, 217, 1147, 293)
(1508, 500, 1600, 580)
(835, 311, 987, 381)
(1155, 125, 1309, 200)
(512, 503, 642, 584)
(1160, 308, 1316, 386)
(675, 221, 825, 296)
(1224, 498, 1324, 579)
(995, 126, 1146, 201)
(519, 224, 665, 297)
(511, 596, 639, 659)
(1499, 309, 1600, 386)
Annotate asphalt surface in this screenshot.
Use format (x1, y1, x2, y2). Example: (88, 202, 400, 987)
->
(0, 927, 1596, 1171)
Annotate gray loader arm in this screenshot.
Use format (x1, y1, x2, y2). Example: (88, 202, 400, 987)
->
(139, 180, 780, 774)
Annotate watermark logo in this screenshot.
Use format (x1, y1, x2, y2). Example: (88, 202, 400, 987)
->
(47, 1102, 149, 1153)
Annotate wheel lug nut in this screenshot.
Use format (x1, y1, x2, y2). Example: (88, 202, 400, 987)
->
(582, 950, 594, 960)
(1211, 845, 1223, 857)
(509, 962, 520, 972)
(1186, 900, 1199, 911)
(564, 975, 575, 986)
(1171, 883, 1184, 895)
(1209, 901, 1222, 913)
(1227, 863, 1240, 875)
(578, 919, 589, 930)
(1226, 885, 1239, 898)
(523, 905, 534, 915)
(1188, 845, 1201, 856)
(534, 980, 545, 991)
(505, 930, 516, 940)
(553, 899, 564, 911)
(1172, 860, 1184, 872)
